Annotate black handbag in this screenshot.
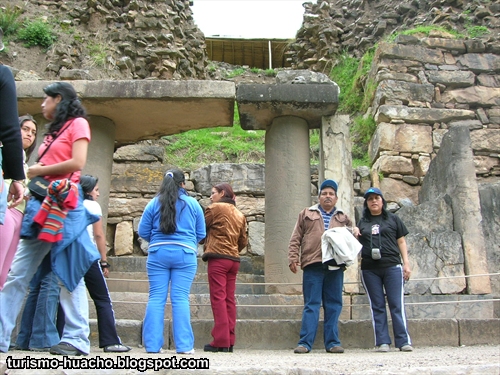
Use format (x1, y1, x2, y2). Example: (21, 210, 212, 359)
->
(27, 176, 50, 201)
(27, 121, 73, 201)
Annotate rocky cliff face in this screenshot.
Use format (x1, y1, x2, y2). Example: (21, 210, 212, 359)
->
(2, 0, 208, 80)
(287, 0, 500, 72)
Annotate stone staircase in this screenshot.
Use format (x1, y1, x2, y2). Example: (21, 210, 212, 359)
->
(89, 256, 499, 350)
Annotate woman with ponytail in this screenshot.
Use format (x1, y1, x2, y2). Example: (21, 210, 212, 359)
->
(138, 169, 206, 354)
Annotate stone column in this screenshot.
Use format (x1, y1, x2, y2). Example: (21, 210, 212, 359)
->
(265, 116, 310, 294)
(320, 114, 360, 294)
(82, 115, 116, 230)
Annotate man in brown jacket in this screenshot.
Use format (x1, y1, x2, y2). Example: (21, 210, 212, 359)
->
(288, 179, 358, 354)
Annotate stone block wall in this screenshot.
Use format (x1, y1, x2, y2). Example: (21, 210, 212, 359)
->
(366, 35, 499, 207)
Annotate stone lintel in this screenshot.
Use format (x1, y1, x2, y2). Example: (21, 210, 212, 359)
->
(16, 80, 236, 146)
(236, 83, 339, 130)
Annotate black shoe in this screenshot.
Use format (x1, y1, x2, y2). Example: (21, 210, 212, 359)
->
(229, 345, 234, 352)
(204, 344, 229, 352)
(50, 342, 87, 356)
(103, 344, 132, 353)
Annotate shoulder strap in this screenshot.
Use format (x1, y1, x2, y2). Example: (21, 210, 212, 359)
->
(37, 119, 75, 163)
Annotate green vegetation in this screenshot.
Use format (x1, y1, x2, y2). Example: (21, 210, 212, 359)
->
(388, 25, 464, 41)
(351, 115, 377, 160)
(0, 5, 22, 37)
(87, 41, 108, 67)
(225, 67, 246, 78)
(163, 104, 266, 170)
(18, 18, 56, 48)
(466, 25, 489, 38)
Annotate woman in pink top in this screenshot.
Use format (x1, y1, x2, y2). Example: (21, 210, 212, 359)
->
(0, 82, 98, 356)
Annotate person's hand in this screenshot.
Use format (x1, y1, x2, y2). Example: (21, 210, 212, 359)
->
(352, 226, 360, 237)
(403, 264, 411, 281)
(289, 261, 300, 274)
(102, 267, 109, 278)
(27, 162, 44, 179)
(7, 180, 24, 208)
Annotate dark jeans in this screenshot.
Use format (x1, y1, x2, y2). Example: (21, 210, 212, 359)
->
(298, 263, 344, 351)
(361, 265, 412, 348)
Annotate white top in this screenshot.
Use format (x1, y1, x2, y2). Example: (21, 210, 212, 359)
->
(83, 199, 102, 246)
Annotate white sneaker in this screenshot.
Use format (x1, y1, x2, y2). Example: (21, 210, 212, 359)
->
(400, 345, 413, 352)
(177, 349, 195, 355)
(376, 344, 390, 352)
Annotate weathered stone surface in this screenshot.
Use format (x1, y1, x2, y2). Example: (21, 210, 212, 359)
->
(373, 80, 434, 108)
(113, 143, 164, 162)
(420, 125, 491, 294)
(479, 182, 500, 297)
(432, 128, 449, 149)
(248, 221, 265, 256)
(369, 122, 432, 161)
(470, 129, 500, 153)
(235, 196, 265, 217)
(192, 163, 265, 196)
(425, 70, 476, 88)
(375, 105, 476, 124)
(477, 74, 500, 87)
(422, 38, 466, 53)
(111, 162, 167, 194)
(417, 154, 432, 175)
(378, 155, 414, 175)
(441, 86, 500, 106)
(108, 197, 150, 218)
(114, 221, 134, 256)
(377, 42, 445, 64)
(456, 53, 500, 73)
(375, 70, 418, 83)
(380, 177, 419, 205)
(474, 156, 499, 175)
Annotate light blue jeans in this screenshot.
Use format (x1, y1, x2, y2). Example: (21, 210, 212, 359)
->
(143, 246, 197, 353)
(0, 149, 6, 224)
(0, 238, 90, 354)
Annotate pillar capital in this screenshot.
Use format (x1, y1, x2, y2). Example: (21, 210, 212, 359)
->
(236, 81, 339, 130)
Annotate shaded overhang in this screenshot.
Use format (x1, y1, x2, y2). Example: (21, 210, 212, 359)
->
(16, 80, 236, 146)
(205, 37, 293, 69)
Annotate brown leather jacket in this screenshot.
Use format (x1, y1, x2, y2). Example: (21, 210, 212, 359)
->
(288, 204, 353, 270)
(202, 202, 248, 262)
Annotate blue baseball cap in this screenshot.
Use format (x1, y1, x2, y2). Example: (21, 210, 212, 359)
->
(320, 179, 338, 193)
(364, 187, 384, 199)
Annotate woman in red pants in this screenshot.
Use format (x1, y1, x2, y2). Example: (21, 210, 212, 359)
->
(202, 183, 247, 352)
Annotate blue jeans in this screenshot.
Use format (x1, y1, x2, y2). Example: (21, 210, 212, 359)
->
(0, 238, 90, 353)
(298, 263, 344, 351)
(15, 254, 61, 349)
(143, 246, 197, 353)
(361, 265, 412, 348)
(0, 150, 6, 224)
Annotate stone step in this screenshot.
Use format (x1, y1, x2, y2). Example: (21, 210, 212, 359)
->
(90, 292, 315, 320)
(92, 292, 496, 321)
(105, 273, 266, 294)
(107, 255, 264, 277)
(91, 318, 500, 350)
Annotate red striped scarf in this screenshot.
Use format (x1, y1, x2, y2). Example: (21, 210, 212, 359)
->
(33, 179, 79, 242)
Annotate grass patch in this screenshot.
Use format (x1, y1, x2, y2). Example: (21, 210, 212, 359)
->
(466, 25, 489, 38)
(163, 104, 266, 170)
(225, 67, 246, 78)
(388, 25, 464, 41)
(87, 41, 108, 67)
(351, 115, 377, 160)
(0, 5, 22, 37)
(18, 18, 56, 48)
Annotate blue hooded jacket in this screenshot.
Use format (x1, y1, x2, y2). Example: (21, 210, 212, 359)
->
(21, 185, 100, 291)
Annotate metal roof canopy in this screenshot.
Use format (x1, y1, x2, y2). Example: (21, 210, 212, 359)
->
(205, 37, 293, 70)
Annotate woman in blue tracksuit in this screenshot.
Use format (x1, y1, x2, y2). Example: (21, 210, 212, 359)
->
(138, 169, 206, 354)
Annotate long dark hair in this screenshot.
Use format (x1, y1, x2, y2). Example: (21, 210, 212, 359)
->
(213, 183, 236, 205)
(158, 168, 186, 234)
(361, 196, 389, 221)
(43, 82, 87, 135)
(80, 174, 98, 200)
(18, 114, 37, 161)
